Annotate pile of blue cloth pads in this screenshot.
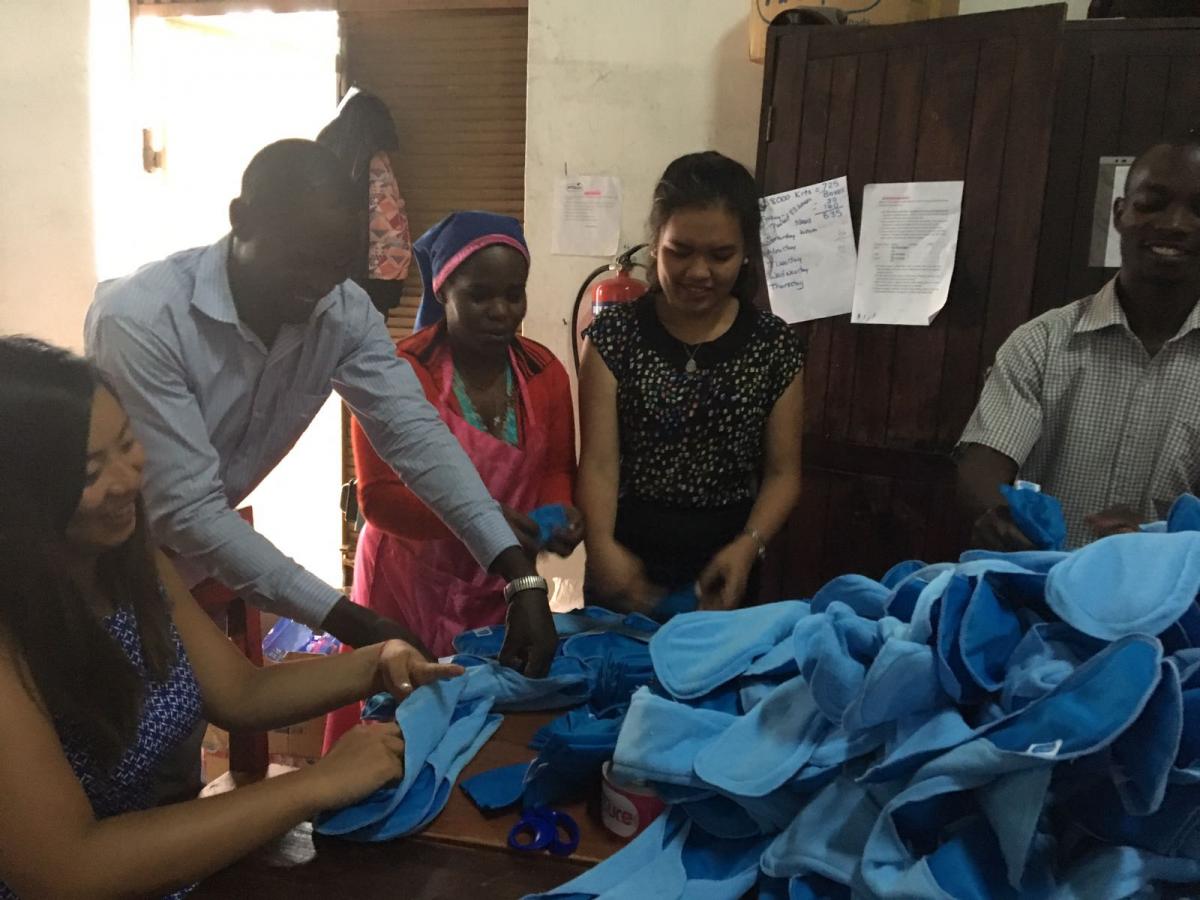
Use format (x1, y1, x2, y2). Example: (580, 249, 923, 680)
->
(525, 494, 1200, 899)
(314, 605, 664, 841)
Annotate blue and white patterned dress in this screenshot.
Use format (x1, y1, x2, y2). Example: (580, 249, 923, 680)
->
(0, 604, 202, 899)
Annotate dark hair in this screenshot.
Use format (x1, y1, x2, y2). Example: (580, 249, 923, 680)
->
(1124, 128, 1200, 192)
(0, 337, 175, 769)
(239, 138, 358, 216)
(316, 91, 400, 186)
(648, 151, 762, 303)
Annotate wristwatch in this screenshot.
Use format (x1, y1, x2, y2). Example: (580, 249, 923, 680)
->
(503, 574, 549, 603)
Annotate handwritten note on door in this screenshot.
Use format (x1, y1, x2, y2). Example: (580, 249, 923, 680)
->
(758, 177, 858, 324)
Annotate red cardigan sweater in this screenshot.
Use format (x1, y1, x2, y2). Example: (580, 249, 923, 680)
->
(352, 323, 576, 541)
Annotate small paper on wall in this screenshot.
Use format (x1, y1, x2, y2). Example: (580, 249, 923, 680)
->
(551, 175, 622, 257)
(759, 176, 858, 324)
(1090, 156, 1134, 268)
(851, 180, 965, 327)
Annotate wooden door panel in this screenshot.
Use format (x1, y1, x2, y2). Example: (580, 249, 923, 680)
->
(756, 6, 1064, 597)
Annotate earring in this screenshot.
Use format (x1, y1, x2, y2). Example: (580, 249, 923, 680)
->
(742, 257, 750, 265)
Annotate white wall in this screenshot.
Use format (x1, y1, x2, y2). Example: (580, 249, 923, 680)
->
(523, 0, 763, 369)
(0, 0, 98, 349)
(523, 0, 765, 589)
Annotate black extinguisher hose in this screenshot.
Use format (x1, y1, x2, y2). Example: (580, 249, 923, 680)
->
(570, 244, 649, 373)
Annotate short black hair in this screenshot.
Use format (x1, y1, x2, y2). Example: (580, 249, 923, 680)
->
(239, 138, 357, 214)
(1124, 128, 1200, 192)
(648, 151, 761, 303)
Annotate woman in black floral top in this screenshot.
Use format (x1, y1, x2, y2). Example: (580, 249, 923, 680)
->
(578, 152, 805, 616)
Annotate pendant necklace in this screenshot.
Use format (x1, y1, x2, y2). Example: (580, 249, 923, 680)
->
(683, 342, 702, 374)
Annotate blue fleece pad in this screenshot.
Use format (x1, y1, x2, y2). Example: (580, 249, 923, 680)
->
(452, 608, 659, 657)
(650, 601, 810, 699)
(316, 676, 468, 835)
(693, 673, 829, 798)
(521, 808, 687, 900)
(678, 829, 769, 899)
(810, 575, 889, 620)
(457, 656, 591, 711)
(530, 503, 569, 547)
(1045, 532, 1200, 641)
(613, 688, 733, 788)
(560, 630, 650, 666)
(782, 875, 852, 900)
(460, 761, 530, 812)
(761, 777, 887, 884)
(884, 564, 949, 623)
(843, 638, 946, 732)
(653, 584, 699, 620)
(524, 708, 625, 807)
(1110, 658, 1182, 816)
(793, 603, 897, 725)
(860, 708, 976, 785)
(1000, 483, 1067, 551)
(958, 575, 1024, 694)
(882, 559, 928, 590)
(976, 766, 1054, 889)
(1169, 493, 1200, 533)
(957, 549, 1070, 573)
(1000, 623, 1104, 713)
(935, 574, 985, 704)
(353, 701, 502, 841)
(982, 634, 1161, 757)
(1056, 846, 1200, 899)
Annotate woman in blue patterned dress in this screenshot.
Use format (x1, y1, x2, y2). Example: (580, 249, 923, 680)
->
(0, 337, 461, 899)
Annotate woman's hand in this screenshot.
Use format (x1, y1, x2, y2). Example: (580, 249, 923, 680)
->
(371, 640, 464, 698)
(696, 536, 758, 611)
(588, 541, 664, 616)
(310, 722, 406, 809)
(543, 505, 586, 557)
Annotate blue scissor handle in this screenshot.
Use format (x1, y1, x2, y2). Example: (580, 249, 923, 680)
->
(507, 806, 580, 857)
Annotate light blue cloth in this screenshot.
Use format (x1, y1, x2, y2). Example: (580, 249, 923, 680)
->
(859, 636, 1163, 897)
(810, 575, 889, 621)
(350, 700, 501, 841)
(761, 777, 891, 884)
(650, 601, 810, 699)
(693, 673, 827, 798)
(1045, 532, 1200, 640)
(456, 656, 592, 712)
(613, 688, 733, 789)
(86, 236, 516, 624)
(1054, 845, 1200, 898)
(842, 638, 945, 733)
(316, 676, 468, 835)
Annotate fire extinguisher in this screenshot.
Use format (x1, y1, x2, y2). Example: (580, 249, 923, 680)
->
(570, 243, 649, 372)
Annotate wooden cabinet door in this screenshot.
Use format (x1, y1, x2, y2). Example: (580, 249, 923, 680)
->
(755, 7, 1063, 597)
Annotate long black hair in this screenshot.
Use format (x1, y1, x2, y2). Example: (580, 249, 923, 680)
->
(647, 151, 762, 304)
(0, 337, 175, 769)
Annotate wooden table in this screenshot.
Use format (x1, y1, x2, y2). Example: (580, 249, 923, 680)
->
(193, 713, 626, 898)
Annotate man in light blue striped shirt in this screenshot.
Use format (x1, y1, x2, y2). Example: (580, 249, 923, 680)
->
(86, 140, 556, 675)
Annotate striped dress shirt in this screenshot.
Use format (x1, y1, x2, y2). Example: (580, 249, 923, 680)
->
(86, 236, 516, 625)
(960, 277, 1200, 548)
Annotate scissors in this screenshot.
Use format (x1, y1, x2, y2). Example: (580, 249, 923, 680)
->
(507, 805, 581, 857)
